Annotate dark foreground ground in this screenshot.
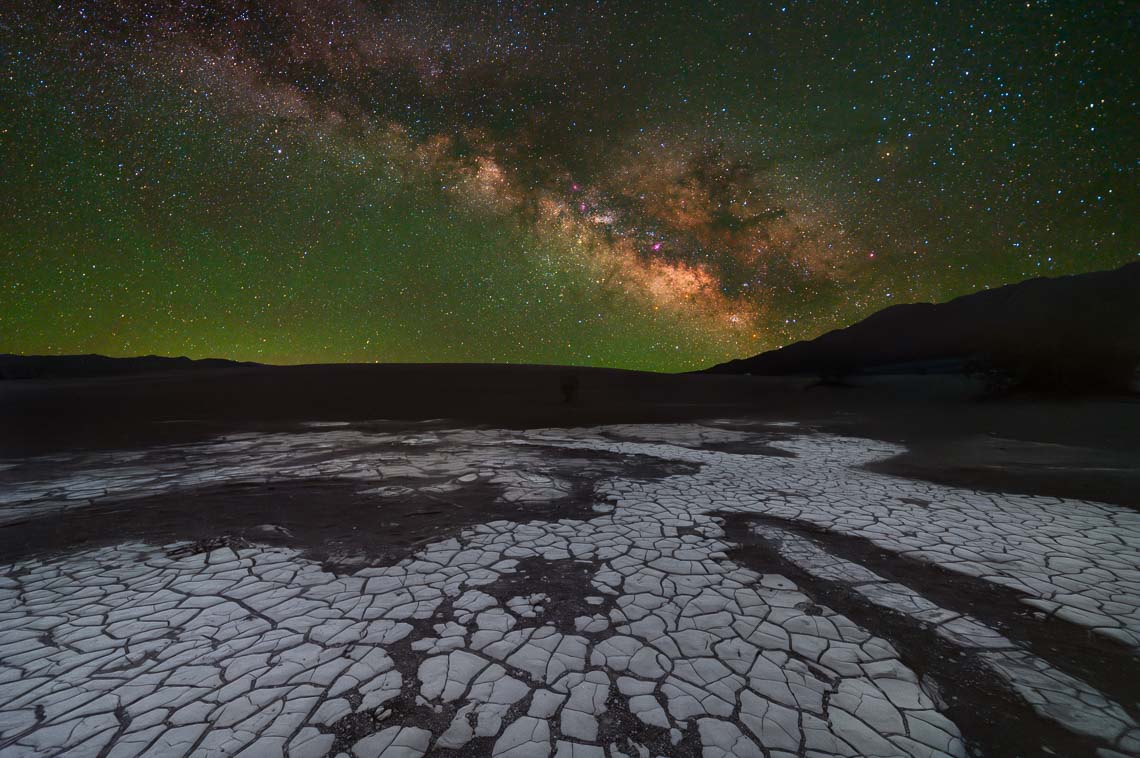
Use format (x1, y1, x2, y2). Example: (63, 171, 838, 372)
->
(3, 363, 1139, 507)
(0, 365, 1138, 757)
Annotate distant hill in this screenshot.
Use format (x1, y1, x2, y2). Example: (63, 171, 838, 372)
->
(707, 262, 1140, 391)
(0, 354, 258, 380)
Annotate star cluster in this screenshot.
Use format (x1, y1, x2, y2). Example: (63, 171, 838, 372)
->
(1, 1, 1135, 370)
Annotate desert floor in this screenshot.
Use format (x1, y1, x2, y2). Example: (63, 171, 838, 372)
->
(1, 366, 1138, 757)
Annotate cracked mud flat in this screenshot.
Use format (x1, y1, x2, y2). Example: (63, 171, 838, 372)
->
(1, 421, 1138, 757)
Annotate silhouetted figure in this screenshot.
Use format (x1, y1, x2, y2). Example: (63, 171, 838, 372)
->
(560, 372, 580, 405)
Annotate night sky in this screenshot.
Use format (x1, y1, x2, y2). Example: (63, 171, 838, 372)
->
(2, 1, 1136, 371)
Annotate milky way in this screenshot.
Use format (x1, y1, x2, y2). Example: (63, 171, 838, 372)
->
(1, 1, 1135, 370)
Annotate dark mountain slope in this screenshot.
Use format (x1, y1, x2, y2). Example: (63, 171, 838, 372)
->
(708, 262, 1140, 389)
(0, 354, 258, 380)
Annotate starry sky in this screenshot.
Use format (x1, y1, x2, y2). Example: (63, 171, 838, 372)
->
(2, 1, 1136, 371)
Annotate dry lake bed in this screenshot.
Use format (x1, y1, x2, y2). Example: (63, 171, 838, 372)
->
(1, 419, 1138, 757)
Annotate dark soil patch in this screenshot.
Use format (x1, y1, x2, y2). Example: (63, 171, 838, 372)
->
(698, 439, 797, 457)
(478, 557, 615, 635)
(0, 440, 698, 569)
(866, 439, 1140, 510)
